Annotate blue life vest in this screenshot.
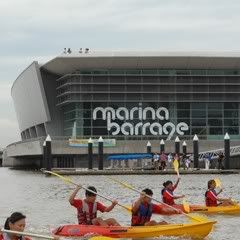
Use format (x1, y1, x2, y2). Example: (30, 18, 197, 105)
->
(131, 203, 152, 226)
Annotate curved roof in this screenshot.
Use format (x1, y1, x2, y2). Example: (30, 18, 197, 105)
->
(41, 51, 240, 75)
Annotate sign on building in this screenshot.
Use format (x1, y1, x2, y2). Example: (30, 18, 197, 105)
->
(93, 104, 189, 140)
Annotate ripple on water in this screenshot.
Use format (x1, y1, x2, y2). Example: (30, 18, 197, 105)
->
(0, 168, 239, 239)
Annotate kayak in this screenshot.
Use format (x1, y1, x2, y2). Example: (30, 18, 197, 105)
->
(53, 221, 216, 239)
(89, 237, 115, 240)
(151, 204, 240, 215)
(190, 204, 240, 215)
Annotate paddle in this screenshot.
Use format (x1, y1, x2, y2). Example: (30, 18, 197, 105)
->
(1, 229, 54, 239)
(214, 178, 238, 205)
(214, 178, 222, 188)
(106, 176, 209, 223)
(182, 199, 190, 213)
(43, 170, 131, 212)
(173, 157, 191, 213)
(173, 159, 180, 177)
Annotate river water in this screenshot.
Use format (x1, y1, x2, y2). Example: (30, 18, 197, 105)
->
(0, 167, 240, 240)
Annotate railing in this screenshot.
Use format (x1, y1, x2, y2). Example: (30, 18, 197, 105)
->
(198, 145, 240, 161)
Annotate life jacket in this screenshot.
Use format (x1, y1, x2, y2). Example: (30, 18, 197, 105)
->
(162, 189, 175, 205)
(77, 200, 97, 225)
(205, 189, 218, 207)
(131, 203, 152, 226)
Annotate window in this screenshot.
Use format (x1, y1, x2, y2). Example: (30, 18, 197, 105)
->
(208, 119, 222, 127)
(191, 127, 207, 135)
(209, 127, 223, 135)
(192, 110, 206, 118)
(224, 119, 239, 127)
(224, 127, 239, 135)
(192, 119, 206, 126)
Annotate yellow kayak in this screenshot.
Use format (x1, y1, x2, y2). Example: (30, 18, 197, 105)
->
(53, 220, 216, 239)
(126, 203, 240, 215)
(190, 204, 240, 215)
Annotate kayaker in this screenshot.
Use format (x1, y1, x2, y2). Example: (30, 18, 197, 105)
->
(131, 188, 179, 226)
(0, 212, 59, 240)
(161, 178, 185, 205)
(69, 185, 120, 226)
(0, 212, 30, 240)
(205, 179, 234, 206)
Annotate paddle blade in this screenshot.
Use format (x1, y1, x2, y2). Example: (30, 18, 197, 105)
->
(173, 159, 179, 173)
(183, 199, 190, 213)
(187, 213, 210, 223)
(214, 178, 222, 188)
(125, 205, 132, 212)
(231, 198, 239, 206)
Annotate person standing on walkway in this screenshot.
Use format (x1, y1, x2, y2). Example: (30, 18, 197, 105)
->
(153, 152, 160, 170)
(167, 153, 173, 169)
(160, 152, 167, 170)
(217, 152, 224, 170)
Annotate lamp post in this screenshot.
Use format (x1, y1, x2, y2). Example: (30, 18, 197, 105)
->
(175, 136, 180, 155)
(193, 134, 199, 168)
(45, 135, 52, 171)
(147, 141, 152, 154)
(182, 141, 187, 155)
(98, 136, 103, 170)
(88, 138, 93, 170)
(160, 139, 165, 153)
(224, 133, 230, 169)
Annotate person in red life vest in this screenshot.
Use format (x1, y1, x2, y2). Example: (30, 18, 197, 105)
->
(69, 185, 120, 226)
(205, 179, 234, 207)
(131, 188, 180, 226)
(0, 212, 31, 240)
(161, 178, 185, 205)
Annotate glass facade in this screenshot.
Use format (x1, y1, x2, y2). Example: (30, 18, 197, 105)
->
(57, 69, 240, 140)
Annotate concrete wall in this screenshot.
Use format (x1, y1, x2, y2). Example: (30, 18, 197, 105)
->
(11, 62, 50, 134)
(6, 140, 42, 157)
(4, 138, 240, 168)
(6, 139, 240, 156)
(40, 69, 63, 136)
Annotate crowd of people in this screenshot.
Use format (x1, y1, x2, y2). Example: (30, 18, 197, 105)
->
(152, 152, 192, 170)
(152, 151, 226, 171)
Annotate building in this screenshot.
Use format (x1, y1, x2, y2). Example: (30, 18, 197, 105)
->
(5, 51, 240, 167)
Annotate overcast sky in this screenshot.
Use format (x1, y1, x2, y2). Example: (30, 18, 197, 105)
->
(0, 0, 240, 147)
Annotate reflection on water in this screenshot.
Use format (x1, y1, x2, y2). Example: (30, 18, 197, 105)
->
(0, 168, 240, 239)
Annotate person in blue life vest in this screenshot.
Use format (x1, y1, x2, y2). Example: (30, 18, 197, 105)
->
(205, 180, 234, 207)
(131, 188, 180, 226)
(69, 185, 120, 226)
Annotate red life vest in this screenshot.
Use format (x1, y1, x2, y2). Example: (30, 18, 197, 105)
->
(131, 203, 152, 226)
(205, 190, 218, 207)
(162, 189, 175, 205)
(77, 200, 97, 225)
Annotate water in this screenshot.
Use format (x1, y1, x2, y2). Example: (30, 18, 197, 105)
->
(0, 168, 240, 239)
